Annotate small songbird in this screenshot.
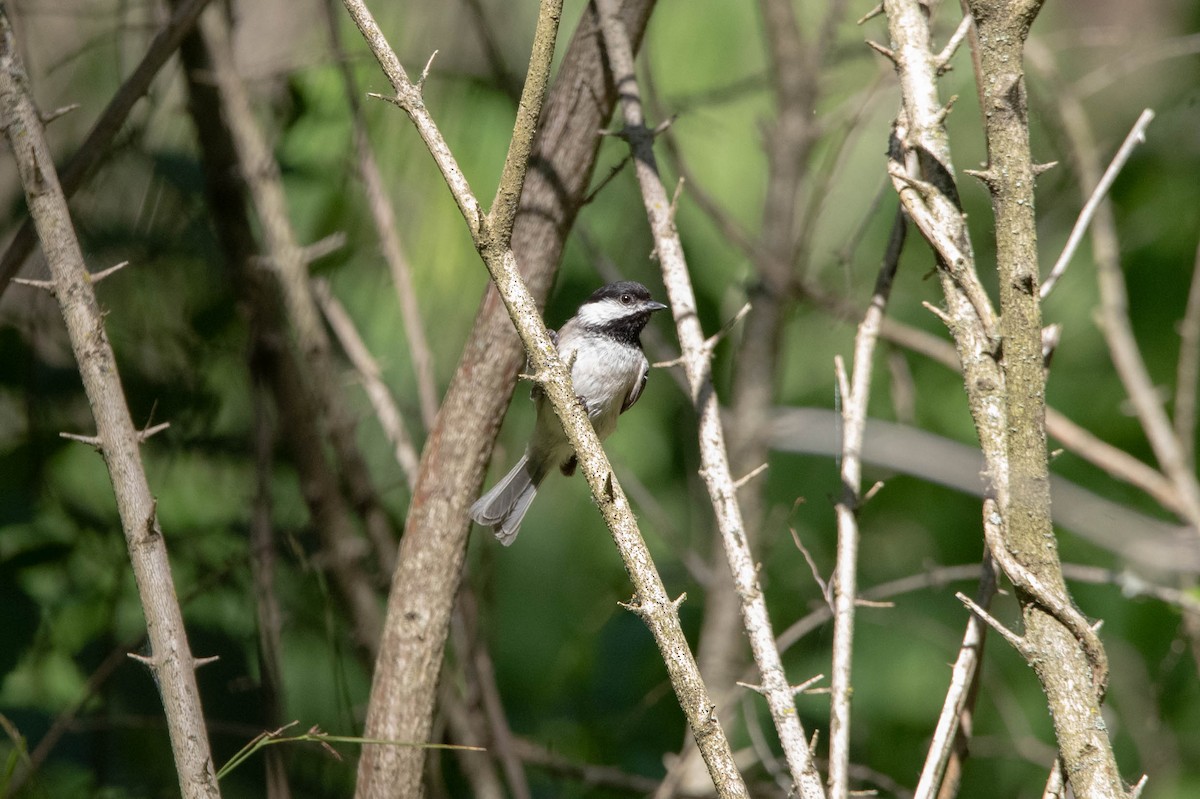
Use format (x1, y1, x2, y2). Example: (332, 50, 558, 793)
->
(470, 280, 669, 545)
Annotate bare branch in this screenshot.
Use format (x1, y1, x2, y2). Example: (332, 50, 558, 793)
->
(1176, 237, 1200, 472)
(313, 279, 421, 489)
(913, 557, 996, 799)
(830, 210, 904, 799)
(956, 591, 1027, 654)
(0, 0, 217, 296)
(0, 11, 220, 797)
(338, 3, 746, 798)
(1030, 42, 1200, 532)
(935, 14, 974, 72)
(1040, 109, 1154, 299)
(596, 2, 822, 797)
(321, 0, 440, 429)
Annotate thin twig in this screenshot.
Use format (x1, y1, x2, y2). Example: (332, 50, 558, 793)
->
(1030, 41, 1200, 531)
(0, 0, 216, 296)
(1040, 109, 1154, 299)
(321, 0, 440, 430)
(313, 279, 421, 489)
(912, 556, 996, 799)
(829, 210, 905, 799)
(1174, 237, 1200, 471)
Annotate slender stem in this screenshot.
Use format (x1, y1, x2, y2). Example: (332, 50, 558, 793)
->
(1175, 238, 1200, 471)
(1040, 109, 1155, 299)
(313, 279, 421, 488)
(912, 557, 996, 799)
(321, 0, 440, 429)
(829, 211, 904, 798)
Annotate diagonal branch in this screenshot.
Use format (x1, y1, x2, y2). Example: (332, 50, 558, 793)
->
(345, 0, 751, 794)
(0, 10, 220, 799)
(332, 3, 737, 799)
(321, 0, 440, 430)
(596, 2, 824, 798)
(0, 0, 215, 296)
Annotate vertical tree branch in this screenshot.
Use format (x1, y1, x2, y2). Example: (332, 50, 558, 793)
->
(0, 0, 216, 295)
(1176, 238, 1200, 472)
(829, 211, 904, 798)
(0, 10, 220, 799)
(596, 3, 824, 798)
(250, 381, 293, 799)
(314, 278, 421, 490)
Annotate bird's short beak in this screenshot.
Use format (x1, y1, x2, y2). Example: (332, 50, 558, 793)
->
(647, 301, 669, 313)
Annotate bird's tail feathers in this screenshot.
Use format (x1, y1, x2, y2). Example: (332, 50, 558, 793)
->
(469, 455, 542, 546)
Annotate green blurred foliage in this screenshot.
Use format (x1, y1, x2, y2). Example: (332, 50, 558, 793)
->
(2, 0, 1199, 797)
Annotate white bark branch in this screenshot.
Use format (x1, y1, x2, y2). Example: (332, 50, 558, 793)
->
(595, 3, 825, 798)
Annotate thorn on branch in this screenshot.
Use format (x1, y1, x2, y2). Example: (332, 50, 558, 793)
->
(866, 40, 897, 63)
(137, 422, 171, 442)
(41, 103, 80, 125)
(732, 463, 769, 491)
(963, 167, 995, 186)
(668, 176, 684, 223)
(1032, 160, 1058, 177)
(417, 50, 439, 92)
(1042, 323, 1062, 369)
(13, 276, 56, 293)
(194, 654, 221, 669)
(956, 591, 1030, 654)
(934, 95, 958, 126)
(1130, 774, 1149, 799)
(60, 431, 102, 449)
(790, 673, 825, 696)
(735, 680, 765, 695)
(862, 480, 885, 504)
(617, 595, 643, 616)
(89, 260, 129, 283)
(856, 3, 883, 25)
(367, 91, 400, 107)
(127, 652, 157, 668)
(921, 300, 952, 326)
(671, 592, 687, 611)
(652, 116, 676, 137)
(834, 355, 850, 408)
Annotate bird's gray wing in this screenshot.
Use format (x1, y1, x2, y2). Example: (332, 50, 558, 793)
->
(620, 358, 650, 414)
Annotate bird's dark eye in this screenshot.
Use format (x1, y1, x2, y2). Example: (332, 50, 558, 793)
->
(620, 294, 632, 305)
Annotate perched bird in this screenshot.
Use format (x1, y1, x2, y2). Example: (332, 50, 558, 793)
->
(470, 280, 669, 545)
